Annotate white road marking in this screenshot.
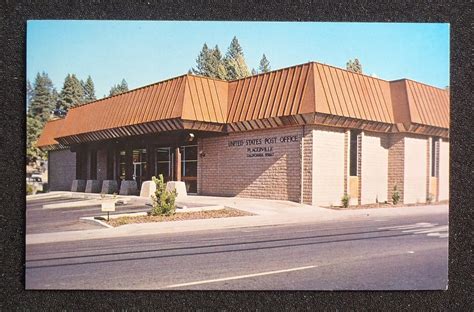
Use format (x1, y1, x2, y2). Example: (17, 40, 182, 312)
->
(162, 265, 317, 289)
(379, 222, 436, 230)
(379, 222, 448, 239)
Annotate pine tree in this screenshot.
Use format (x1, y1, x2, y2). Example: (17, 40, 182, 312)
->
(210, 45, 227, 80)
(192, 44, 228, 80)
(26, 79, 34, 109)
(29, 72, 56, 123)
(27, 116, 45, 162)
(81, 75, 96, 103)
(259, 54, 271, 73)
(224, 36, 250, 80)
(109, 79, 129, 96)
(346, 58, 363, 74)
(58, 74, 84, 111)
(251, 68, 257, 75)
(192, 43, 213, 77)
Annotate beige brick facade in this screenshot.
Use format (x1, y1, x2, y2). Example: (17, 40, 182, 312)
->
(438, 139, 449, 201)
(360, 132, 389, 204)
(198, 126, 302, 202)
(312, 126, 345, 206)
(387, 133, 405, 204)
(404, 136, 428, 204)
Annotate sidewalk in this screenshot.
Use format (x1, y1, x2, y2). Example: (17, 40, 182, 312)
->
(26, 194, 448, 245)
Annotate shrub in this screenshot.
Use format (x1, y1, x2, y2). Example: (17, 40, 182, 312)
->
(341, 194, 350, 208)
(427, 193, 434, 204)
(26, 183, 34, 195)
(150, 174, 177, 216)
(392, 184, 400, 205)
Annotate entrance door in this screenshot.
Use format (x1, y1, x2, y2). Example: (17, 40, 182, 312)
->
(181, 145, 197, 194)
(132, 148, 147, 188)
(155, 147, 173, 182)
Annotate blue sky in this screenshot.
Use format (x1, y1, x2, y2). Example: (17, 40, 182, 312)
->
(27, 21, 449, 99)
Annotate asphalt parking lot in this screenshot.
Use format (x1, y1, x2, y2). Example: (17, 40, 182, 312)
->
(26, 197, 150, 234)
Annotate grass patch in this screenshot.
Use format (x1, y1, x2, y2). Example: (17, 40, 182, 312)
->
(106, 208, 253, 227)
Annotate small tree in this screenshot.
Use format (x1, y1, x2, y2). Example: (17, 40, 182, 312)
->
(258, 54, 271, 73)
(150, 174, 177, 216)
(346, 58, 363, 74)
(341, 194, 350, 208)
(392, 184, 401, 205)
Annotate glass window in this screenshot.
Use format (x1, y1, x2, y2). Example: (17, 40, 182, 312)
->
(431, 138, 439, 177)
(181, 145, 198, 194)
(119, 150, 126, 181)
(156, 147, 171, 179)
(349, 130, 359, 176)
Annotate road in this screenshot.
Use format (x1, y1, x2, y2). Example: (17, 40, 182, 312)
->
(26, 197, 150, 234)
(25, 212, 448, 290)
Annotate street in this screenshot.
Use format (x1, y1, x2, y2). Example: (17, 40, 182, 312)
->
(26, 212, 448, 290)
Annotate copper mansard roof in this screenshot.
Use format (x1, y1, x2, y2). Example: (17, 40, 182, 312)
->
(37, 61, 450, 150)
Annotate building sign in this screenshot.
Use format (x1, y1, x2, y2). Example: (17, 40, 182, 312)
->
(228, 135, 298, 158)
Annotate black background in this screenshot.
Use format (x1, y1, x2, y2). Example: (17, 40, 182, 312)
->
(1, 0, 472, 310)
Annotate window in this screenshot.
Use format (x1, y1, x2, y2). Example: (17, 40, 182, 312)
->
(156, 147, 172, 179)
(431, 138, 439, 177)
(119, 150, 126, 181)
(132, 148, 147, 187)
(181, 145, 197, 193)
(349, 130, 360, 176)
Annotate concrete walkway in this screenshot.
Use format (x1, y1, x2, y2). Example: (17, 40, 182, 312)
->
(26, 193, 448, 245)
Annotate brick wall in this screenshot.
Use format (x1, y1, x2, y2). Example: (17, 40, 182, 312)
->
(360, 132, 389, 204)
(301, 126, 314, 204)
(48, 149, 76, 191)
(198, 126, 302, 202)
(438, 139, 449, 201)
(387, 133, 405, 203)
(404, 136, 428, 204)
(312, 126, 345, 206)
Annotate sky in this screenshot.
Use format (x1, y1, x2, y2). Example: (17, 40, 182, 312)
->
(27, 21, 449, 99)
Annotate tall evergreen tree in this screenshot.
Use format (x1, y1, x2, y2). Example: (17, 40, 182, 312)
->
(58, 74, 84, 111)
(210, 45, 227, 80)
(192, 44, 228, 80)
(29, 72, 56, 123)
(192, 43, 212, 77)
(109, 79, 129, 96)
(26, 79, 34, 109)
(81, 75, 96, 103)
(27, 116, 45, 161)
(346, 58, 363, 74)
(259, 54, 271, 73)
(224, 36, 250, 80)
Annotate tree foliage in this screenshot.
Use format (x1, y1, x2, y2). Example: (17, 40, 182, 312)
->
(26, 115, 45, 161)
(81, 75, 96, 103)
(150, 174, 177, 216)
(258, 54, 271, 73)
(346, 58, 363, 74)
(29, 72, 56, 123)
(109, 79, 129, 96)
(224, 36, 250, 80)
(58, 74, 84, 111)
(191, 36, 252, 81)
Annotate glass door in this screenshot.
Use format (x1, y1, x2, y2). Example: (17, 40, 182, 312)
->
(155, 147, 173, 182)
(132, 148, 147, 188)
(181, 145, 197, 194)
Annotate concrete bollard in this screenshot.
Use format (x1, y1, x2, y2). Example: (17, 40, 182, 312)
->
(71, 180, 86, 192)
(166, 181, 187, 200)
(119, 180, 138, 196)
(101, 180, 119, 194)
(140, 180, 156, 198)
(85, 180, 102, 193)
